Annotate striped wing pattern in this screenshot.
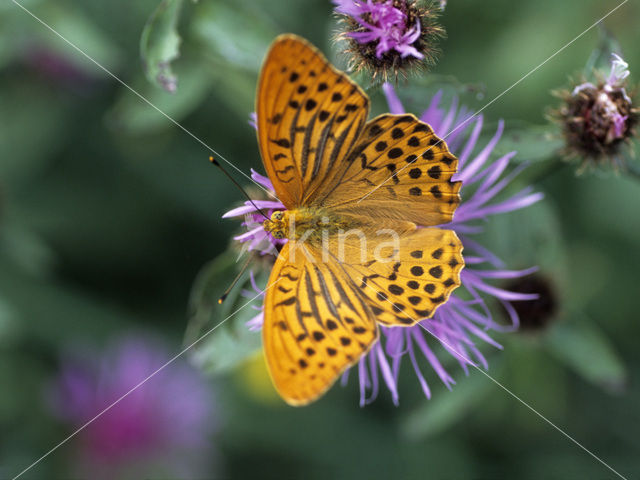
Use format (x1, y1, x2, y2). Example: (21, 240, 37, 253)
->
(256, 35, 369, 209)
(263, 242, 378, 405)
(318, 114, 461, 227)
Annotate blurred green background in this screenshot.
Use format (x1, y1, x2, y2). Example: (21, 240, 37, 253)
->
(1, 0, 639, 478)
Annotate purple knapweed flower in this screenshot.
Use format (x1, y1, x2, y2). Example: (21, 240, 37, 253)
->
(345, 84, 542, 405)
(335, 0, 423, 59)
(553, 53, 638, 170)
(225, 85, 542, 405)
(333, 0, 445, 80)
(49, 336, 218, 479)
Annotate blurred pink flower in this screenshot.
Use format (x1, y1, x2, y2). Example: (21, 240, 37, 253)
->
(50, 336, 218, 479)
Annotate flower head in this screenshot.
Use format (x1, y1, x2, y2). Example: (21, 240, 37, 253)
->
(346, 84, 542, 404)
(49, 336, 218, 479)
(225, 85, 542, 405)
(552, 53, 638, 171)
(333, 0, 445, 81)
(502, 273, 558, 332)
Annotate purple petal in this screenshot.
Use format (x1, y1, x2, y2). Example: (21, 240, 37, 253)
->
(407, 334, 431, 398)
(469, 277, 539, 301)
(473, 266, 539, 279)
(375, 343, 399, 405)
(498, 299, 521, 331)
(366, 349, 380, 404)
(382, 82, 405, 114)
(358, 360, 369, 407)
(233, 225, 264, 242)
(395, 44, 423, 59)
(250, 169, 275, 190)
(447, 107, 476, 150)
(420, 90, 444, 128)
(456, 120, 504, 183)
(460, 236, 506, 268)
(438, 96, 459, 138)
(608, 53, 630, 85)
(470, 151, 516, 192)
(456, 116, 484, 170)
(340, 369, 350, 387)
(222, 201, 282, 218)
(411, 327, 456, 389)
(467, 192, 544, 219)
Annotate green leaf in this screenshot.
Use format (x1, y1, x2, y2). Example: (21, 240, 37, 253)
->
(140, 0, 184, 92)
(0, 81, 70, 189)
(0, 297, 18, 342)
(401, 370, 494, 439)
(42, 5, 123, 76)
(0, 257, 134, 343)
(185, 252, 268, 375)
(0, 224, 56, 277)
(205, 57, 258, 120)
(192, 1, 277, 73)
(188, 0, 279, 119)
(107, 64, 211, 134)
(546, 313, 627, 393)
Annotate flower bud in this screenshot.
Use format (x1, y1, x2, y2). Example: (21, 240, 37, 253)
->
(333, 0, 445, 81)
(553, 54, 638, 170)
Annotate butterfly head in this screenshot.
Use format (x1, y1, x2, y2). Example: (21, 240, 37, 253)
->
(263, 210, 288, 240)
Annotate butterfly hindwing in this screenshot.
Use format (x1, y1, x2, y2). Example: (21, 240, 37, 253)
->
(313, 114, 461, 227)
(263, 242, 378, 406)
(257, 35, 370, 209)
(331, 226, 464, 326)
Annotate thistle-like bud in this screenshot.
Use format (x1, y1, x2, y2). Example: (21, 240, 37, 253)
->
(553, 54, 638, 171)
(504, 274, 558, 332)
(333, 0, 445, 81)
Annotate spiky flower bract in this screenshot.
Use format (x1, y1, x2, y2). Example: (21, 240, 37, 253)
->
(552, 53, 638, 171)
(225, 85, 542, 405)
(333, 0, 445, 81)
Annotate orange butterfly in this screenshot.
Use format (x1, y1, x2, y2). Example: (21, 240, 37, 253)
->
(255, 35, 463, 405)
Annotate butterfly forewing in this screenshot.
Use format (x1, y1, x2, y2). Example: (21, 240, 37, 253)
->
(257, 35, 370, 209)
(314, 114, 461, 226)
(263, 242, 378, 406)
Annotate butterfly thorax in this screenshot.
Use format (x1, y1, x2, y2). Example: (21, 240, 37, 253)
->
(263, 208, 356, 242)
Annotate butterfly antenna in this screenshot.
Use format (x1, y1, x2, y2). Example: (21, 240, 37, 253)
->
(209, 156, 270, 220)
(218, 254, 253, 304)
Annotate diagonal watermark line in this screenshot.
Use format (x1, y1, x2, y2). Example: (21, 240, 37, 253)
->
(11, 277, 281, 480)
(366, 276, 627, 480)
(10, 0, 278, 201)
(11, 0, 630, 478)
(414, 322, 628, 480)
(357, 0, 629, 204)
